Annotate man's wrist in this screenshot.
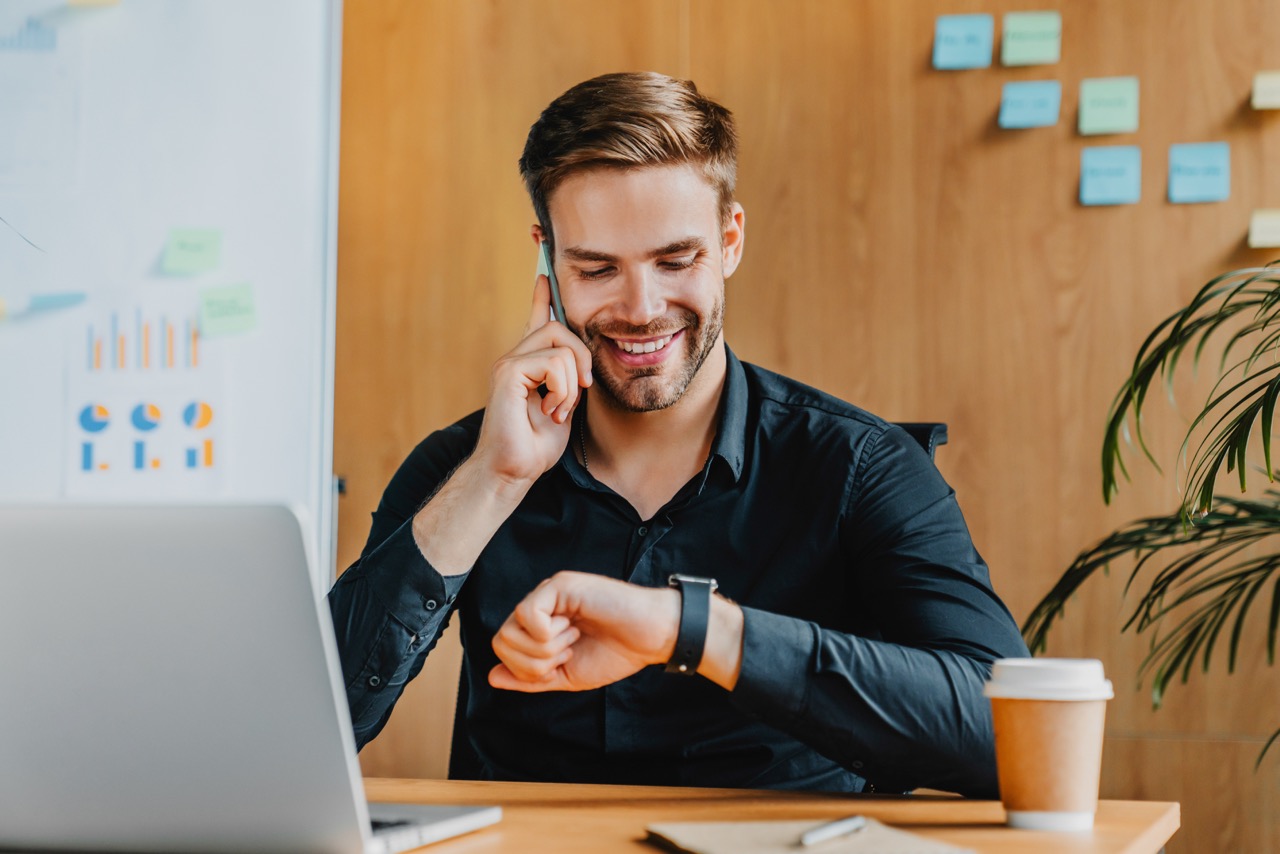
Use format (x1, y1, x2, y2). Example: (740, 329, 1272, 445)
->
(461, 450, 542, 501)
(700, 596, 744, 690)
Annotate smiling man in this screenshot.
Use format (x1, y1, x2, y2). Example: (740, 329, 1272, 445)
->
(328, 72, 1028, 797)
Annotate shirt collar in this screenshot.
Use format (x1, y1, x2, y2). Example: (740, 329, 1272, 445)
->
(560, 343, 748, 486)
(711, 345, 747, 482)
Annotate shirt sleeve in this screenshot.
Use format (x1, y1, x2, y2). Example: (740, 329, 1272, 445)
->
(730, 424, 1030, 798)
(326, 415, 480, 750)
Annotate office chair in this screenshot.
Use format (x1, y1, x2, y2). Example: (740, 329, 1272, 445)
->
(446, 421, 949, 779)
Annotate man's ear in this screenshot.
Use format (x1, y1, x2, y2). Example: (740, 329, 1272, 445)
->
(530, 224, 545, 247)
(721, 203, 746, 279)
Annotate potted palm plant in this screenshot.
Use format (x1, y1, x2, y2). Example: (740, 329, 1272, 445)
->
(1023, 265, 1280, 762)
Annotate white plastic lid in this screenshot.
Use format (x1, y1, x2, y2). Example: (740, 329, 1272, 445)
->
(983, 658, 1114, 701)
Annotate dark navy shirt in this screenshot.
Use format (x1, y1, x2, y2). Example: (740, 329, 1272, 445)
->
(327, 347, 1028, 797)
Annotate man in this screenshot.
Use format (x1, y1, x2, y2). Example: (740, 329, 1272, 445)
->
(329, 72, 1029, 797)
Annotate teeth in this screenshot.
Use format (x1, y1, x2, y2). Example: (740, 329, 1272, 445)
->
(615, 334, 672, 354)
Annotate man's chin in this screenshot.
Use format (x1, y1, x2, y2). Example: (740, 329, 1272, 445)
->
(593, 374, 684, 413)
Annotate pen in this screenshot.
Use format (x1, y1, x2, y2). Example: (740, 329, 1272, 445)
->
(799, 814, 867, 847)
(0, 292, 86, 321)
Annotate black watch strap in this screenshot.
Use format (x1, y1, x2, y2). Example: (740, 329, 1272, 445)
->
(665, 574, 718, 675)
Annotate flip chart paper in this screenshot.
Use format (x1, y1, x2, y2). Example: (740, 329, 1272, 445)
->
(1252, 71, 1280, 109)
(1002, 11, 1062, 66)
(933, 14, 994, 70)
(1249, 210, 1280, 249)
(162, 229, 222, 275)
(1168, 142, 1230, 203)
(998, 80, 1061, 128)
(199, 284, 256, 336)
(1079, 77, 1139, 135)
(1080, 146, 1141, 206)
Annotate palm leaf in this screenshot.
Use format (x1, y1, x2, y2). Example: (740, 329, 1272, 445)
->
(1036, 265, 1280, 769)
(1101, 266, 1280, 505)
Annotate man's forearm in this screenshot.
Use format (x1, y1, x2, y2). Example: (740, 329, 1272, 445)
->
(412, 456, 535, 575)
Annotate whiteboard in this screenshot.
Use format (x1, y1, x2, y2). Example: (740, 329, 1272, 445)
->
(0, 0, 342, 591)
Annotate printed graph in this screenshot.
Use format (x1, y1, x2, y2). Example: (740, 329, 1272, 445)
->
(66, 301, 226, 498)
(85, 309, 200, 372)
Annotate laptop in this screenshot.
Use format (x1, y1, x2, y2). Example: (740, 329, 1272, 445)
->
(0, 504, 500, 853)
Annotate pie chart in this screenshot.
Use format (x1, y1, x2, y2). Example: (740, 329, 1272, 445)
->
(131, 403, 161, 431)
(78, 404, 110, 433)
(184, 401, 214, 430)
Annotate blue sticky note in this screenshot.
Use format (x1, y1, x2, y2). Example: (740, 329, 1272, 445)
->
(1168, 142, 1230, 203)
(933, 14, 994, 70)
(998, 80, 1062, 129)
(1080, 146, 1142, 206)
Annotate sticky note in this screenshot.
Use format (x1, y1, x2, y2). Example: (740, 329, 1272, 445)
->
(1168, 142, 1230, 204)
(1080, 146, 1141, 206)
(162, 229, 222, 275)
(1002, 11, 1062, 66)
(933, 14, 994, 70)
(1249, 210, 1280, 249)
(199, 284, 256, 336)
(998, 80, 1061, 129)
(1253, 71, 1280, 109)
(1079, 77, 1140, 135)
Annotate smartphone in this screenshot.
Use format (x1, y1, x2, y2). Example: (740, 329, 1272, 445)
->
(540, 239, 568, 326)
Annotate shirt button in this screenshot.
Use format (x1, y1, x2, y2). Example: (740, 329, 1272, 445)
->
(367, 674, 382, 688)
(423, 597, 438, 611)
(637, 526, 648, 536)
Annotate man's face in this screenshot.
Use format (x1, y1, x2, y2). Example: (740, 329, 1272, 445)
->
(543, 164, 744, 413)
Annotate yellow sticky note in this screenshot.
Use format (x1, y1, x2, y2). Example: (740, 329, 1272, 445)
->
(1252, 71, 1280, 109)
(1248, 210, 1280, 249)
(199, 284, 257, 337)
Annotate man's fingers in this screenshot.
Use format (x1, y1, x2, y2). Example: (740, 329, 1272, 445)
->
(513, 583, 565, 641)
(494, 620, 579, 662)
(489, 661, 570, 693)
(496, 349, 579, 422)
(522, 274, 554, 339)
(491, 636, 576, 683)
(539, 351, 573, 420)
(513, 275, 592, 393)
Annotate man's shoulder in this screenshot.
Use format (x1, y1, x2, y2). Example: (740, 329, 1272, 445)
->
(740, 360, 890, 436)
(409, 407, 485, 463)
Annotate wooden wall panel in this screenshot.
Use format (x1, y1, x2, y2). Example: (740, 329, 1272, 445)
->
(335, 2, 1280, 850)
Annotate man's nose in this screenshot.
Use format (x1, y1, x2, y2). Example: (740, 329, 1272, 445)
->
(616, 267, 666, 326)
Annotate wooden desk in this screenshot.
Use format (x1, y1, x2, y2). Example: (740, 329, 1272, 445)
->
(365, 778, 1179, 854)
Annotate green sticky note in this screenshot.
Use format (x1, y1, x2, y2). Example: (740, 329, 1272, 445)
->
(1079, 77, 1139, 135)
(163, 229, 222, 274)
(1002, 11, 1061, 66)
(199, 284, 256, 336)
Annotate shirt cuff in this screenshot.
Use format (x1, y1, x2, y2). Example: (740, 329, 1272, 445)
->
(361, 518, 466, 630)
(731, 606, 818, 722)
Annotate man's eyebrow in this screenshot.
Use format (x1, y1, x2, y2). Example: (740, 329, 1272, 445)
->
(561, 237, 707, 264)
(649, 237, 706, 258)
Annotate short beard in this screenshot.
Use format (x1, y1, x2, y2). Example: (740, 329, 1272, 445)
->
(583, 296, 724, 414)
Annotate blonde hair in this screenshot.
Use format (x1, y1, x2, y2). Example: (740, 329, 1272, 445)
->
(519, 72, 738, 243)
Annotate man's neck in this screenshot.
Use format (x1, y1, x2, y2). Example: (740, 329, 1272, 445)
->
(581, 341, 727, 517)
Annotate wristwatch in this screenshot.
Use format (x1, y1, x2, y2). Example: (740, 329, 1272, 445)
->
(665, 574, 719, 675)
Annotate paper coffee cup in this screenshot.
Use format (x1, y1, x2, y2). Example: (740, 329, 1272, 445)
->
(983, 658, 1114, 831)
